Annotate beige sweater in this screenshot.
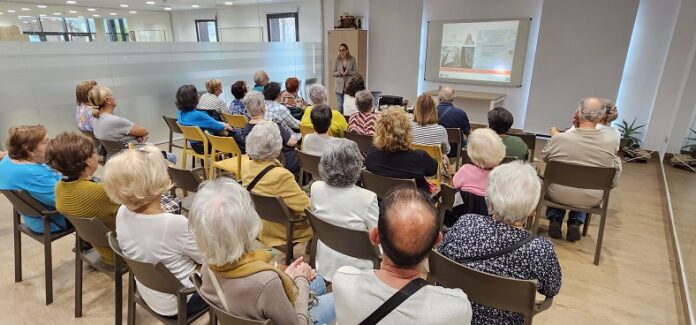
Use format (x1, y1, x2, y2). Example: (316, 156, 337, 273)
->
(199, 268, 310, 325)
(541, 127, 622, 208)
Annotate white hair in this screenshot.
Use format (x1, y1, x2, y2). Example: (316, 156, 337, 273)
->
(576, 97, 605, 123)
(102, 148, 172, 211)
(308, 84, 328, 105)
(438, 86, 455, 102)
(467, 128, 506, 169)
(188, 178, 261, 266)
(487, 161, 541, 223)
(246, 121, 282, 161)
(319, 138, 363, 187)
(253, 70, 269, 85)
(244, 91, 266, 117)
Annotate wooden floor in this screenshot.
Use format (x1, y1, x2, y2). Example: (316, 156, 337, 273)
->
(0, 143, 686, 324)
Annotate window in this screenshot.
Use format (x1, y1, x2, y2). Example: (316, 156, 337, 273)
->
(104, 18, 130, 42)
(19, 16, 96, 42)
(196, 19, 218, 42)
(267, 12, 299, 42)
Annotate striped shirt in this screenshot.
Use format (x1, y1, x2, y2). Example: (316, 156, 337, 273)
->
(411, 121, 451, 154)
(197, 93, 229, 114)
(348, 112, 377, 135)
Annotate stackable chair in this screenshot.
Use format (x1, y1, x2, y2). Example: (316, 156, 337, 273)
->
(205, 132, 249, 181)
(178, 123, 212, 176)
(249, 193, 309, 265)
(162, 115, 184, 153)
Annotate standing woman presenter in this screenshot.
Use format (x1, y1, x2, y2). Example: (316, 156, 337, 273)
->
(333, 43, 357, 113)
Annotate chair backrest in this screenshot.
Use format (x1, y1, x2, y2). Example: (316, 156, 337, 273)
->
(409, 143, 443, 185)
(345, 131, 374, 154)
(249, 192, 296, 224)
(64, 216, 111, 247)
(446, 128, 462, 149)
(99, 139, 127, 157)
(299, 125, 315, 139)
(440, 184, 456, 214)
(470, 123, 487, 131)
(0, 189, 51, 216)
(206, 132, 243, 156)
(509, 131, 536, 161)
(543, 161, 616, 191)
(190, 273, 273, 325)
(461, 148, 473, 165)
(178, 123, 207, 143)
(296, 149, 322, 180)
(305, 209, 381, 268)
(428, 250, 538, 322)
(168, 166, 206, 192)
(502, 156, 517, 164)
(162, 116, 183, 134)
(222, 113, 249, 129)
(107, 232, 184, 294)
(361, 170, 416, 199)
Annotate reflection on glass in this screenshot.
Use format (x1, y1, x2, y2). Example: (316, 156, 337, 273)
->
(28, 35, 42, 42)
(70, 35, 92, 42)
(65, 18, 89, 33)
(104, 18, 130, 42)
(196, 20, 218, 42)
(44, 35, 67, 42)
(18, 16, 41, 32)
(268, 13, 298, 42)
(39, 16, 66, 33)
(136, 30, 167, 42)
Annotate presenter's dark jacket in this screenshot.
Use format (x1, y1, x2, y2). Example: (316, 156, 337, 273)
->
(364, 147, 438, 192)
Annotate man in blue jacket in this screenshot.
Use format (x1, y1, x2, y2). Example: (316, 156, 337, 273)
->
(436, 86, 471, 157)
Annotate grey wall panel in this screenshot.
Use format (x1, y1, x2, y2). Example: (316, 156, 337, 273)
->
(0, 42, 323, 145)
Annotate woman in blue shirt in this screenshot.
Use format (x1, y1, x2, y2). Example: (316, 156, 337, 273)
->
(175, 85, 233, 154)
(0, 125, 67, 233)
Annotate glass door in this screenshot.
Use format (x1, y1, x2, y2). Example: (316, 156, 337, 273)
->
(196, 20, 218, 42)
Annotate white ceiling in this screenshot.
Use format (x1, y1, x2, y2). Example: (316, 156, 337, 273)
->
(0, 0, 295, 12)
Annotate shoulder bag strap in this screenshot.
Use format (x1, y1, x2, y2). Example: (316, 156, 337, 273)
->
(205, 267, 232, 313)
(246, 165, 277, 192)
(460, 233, 535, 263)
(359, 278, 428, 325)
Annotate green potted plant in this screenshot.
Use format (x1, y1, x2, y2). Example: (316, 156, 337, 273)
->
(680, 127, 696, 158)
(671, 127, 696, 171)
(617, 118, 650, 162)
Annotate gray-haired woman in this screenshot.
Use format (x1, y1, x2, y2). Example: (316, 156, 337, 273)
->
(310, 138, 378, 281)
(438, 161, 562, 325)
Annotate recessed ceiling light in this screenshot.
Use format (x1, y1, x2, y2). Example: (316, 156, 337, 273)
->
(92, 14, 100, 17)
(69, 10, 77, 13)
(40, 14, 47, 16)
(37, 5, 47, 8)
(110, 12, 117, 15)
(225, 1, 233, 4)
(77, 16, 84, 18)
(192, 4, 199, 8)
(120, 4, 128, 7)
(7, 10, 16, 13)
(129, 10, 137, 14)
(21, 8, 30, 11)
(87, 8, 96, 11)
(0, 12, 4, 15)
(164, 7, 171, 10)
(53, 12, 62, 15)
(66, 0, 77, 4)
(146, 1, 155, 4)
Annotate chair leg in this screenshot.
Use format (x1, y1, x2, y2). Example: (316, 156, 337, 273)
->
(308, 235, 318, 268)
(210, 309, 217, 325)
(75, 236, 83, 317)
(285, 222, 294, 265)
(168, 131, 173, 153)
(127, 273, 136, 325)
(531, 201, 544, 233)
(594, 213, 607, 265)
(582, 214, 592, 237)
(115, 257, 123, 325)
(13, 209, 22, 282)
(43, 218, 53, 305)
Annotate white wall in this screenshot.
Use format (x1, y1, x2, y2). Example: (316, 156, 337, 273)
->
(419, 0, 543, 127)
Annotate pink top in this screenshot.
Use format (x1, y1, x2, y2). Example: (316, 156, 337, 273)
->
(452, 164, 490, 197)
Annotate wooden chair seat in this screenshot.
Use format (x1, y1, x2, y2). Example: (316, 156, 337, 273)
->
(212, 155, 250, 179)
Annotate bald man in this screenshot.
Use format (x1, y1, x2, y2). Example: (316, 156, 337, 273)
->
(437, 86, 471, 156)
(333, 187, 472, 324)
(542, 97, 622, 241)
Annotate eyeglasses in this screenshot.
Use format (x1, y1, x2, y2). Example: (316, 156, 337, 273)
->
(339, 49, 347, 52)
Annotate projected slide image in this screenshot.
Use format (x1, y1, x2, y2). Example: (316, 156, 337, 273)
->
(440, 46, 474, 69)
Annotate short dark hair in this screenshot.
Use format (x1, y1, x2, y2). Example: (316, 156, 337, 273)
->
(230, 81, 247, 99)
(310, 104, 332, 134)
(344, 74, 365, 97)
(176, 85, 199, 112)
(46, 132, 95, 178)
(378, 187, 439, 268)
(263, 82, 281, 101)
(488, 106, 514, 134)
(285, 77, 300, 93)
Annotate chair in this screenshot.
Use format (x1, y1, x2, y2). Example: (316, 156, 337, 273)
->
(222, 113, 248, 128)
(410, 143, 444, 187)
(463, 149, 517, 165)
(163, 116, 184, 153)
(190, 273, 273, 325)
(531, 161, 617, 265)
(178, 123, 211, 176)
(249, 193, 309, 265)
(439, 184, 456, 228)
(168, 166, 206, 212)
(299, 125, 315, 139)
(205, 132, 249, 180)
(345, 131, 374, 154)
(360, 170, 416, 200)
(79, 130, 105, 165)
(107, 232, 210, 325)
(502, 156, 518, 164)
(296, 149, 322, 187)
(306, 209, 381, 269)
(64, 216, 127, 325)
(428, 250, 553, 325)
(470, 123, 487, 131)
(510, 131, 536, 162)
(0, 190, 75, 305)
(99, 139, 127, 161)
(446, 128, 463, 170)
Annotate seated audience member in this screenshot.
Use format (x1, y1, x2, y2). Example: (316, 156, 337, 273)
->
(0, 150, 5, 160)
(450, 128, 506, 225)
(487, 107, 528, 160)
(334, 187, 472, 324)
(264, 82, 301, 137)
(411, 94, 451, 155)
(102, 149, 206, 317)
(242, 91, 300, 173)
(75, 80, 98, 132)
(347, 90, 378, 135)
(280, 77, 308, 110)
(175, 84, 233, 154)
(0, 125, 67, 233)
(242, 121, 312, 247)
(341, 74, 366, 116)
(90, 85, 149, 145)
(197, 79, 229, 119)
(228, 81, 249, 117)
(302, 104, 333, 156)
(301, 84, 348, 137)
(437, 86, 471, 155)
(310, 139, 378, 280)
(440, 161, 562, 325)
(136, 145, 183, 214)
(365, 108, 438, 192)
(48, 132, 119, 264)
(598, 99, 621, 151)
(543, 97, 622, 241)
(189, 178, 335, 325)
(252, 70, 270, 92)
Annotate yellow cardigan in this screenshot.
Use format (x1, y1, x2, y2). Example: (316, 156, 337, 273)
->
(242, 159, 312, 247)
(300, 106, 348, 137)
